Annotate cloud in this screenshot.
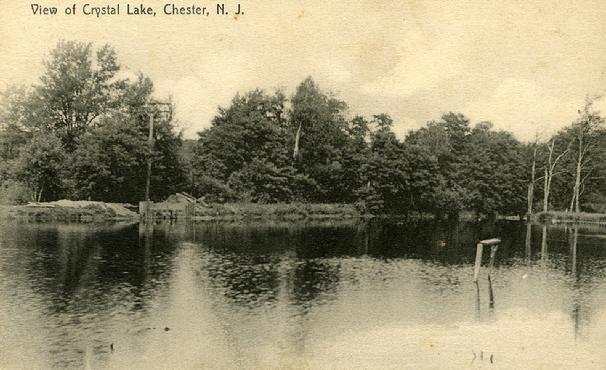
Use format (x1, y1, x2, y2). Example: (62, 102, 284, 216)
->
(462, 78, 583, 142)
(317, 59, 352, 84)
(2, 0, 605, 141)
(392, 116, 420, 140)
(359, 28, 467, 98)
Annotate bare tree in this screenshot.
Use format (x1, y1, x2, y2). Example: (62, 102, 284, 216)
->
(542, 139, 570, 212)
(527, 143, 537, 216)
(569, 96, 604, 213)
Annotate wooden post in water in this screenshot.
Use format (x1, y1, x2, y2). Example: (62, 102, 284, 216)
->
(473, 238, 501, 282)
(473, 243, 484, 282)
(487, 244, 499, 308)
(488, 275, 495, 308)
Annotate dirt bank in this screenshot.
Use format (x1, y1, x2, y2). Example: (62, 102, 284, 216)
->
(0, 200, 138, 222)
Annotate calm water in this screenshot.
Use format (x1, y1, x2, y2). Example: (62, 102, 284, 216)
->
(1, 219, 606, 369)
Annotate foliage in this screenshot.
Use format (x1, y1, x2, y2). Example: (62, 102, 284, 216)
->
(227, 159, 298, 202)
(9, 41, 123, 149)
(0, 180, 31, 205)
(0, 87, 33, 159)
(68, 99, 186, 202)
(465, 123, 527, 216)
(405, 115, 528, 217)
(192, 89, 295, 202)
(362, 116, 412, 213)
(12, 133, 66, 202)
(0, 41, 185, 204)
(190, 79, 537, 217)
(289, 77, 351, 202)
(545, 98, 606, 212)
(68, 114, 147, 202)
(406, 113, 474, 216)
(4, 40, 605, 216)
(190, 175, 239, 203)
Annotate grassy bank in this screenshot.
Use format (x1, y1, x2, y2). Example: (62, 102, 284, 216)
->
(532, 211, 606, 225)
(193, 202, 362, 220)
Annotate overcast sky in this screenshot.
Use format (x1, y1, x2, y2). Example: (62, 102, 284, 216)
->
(1, 0, 606, 141)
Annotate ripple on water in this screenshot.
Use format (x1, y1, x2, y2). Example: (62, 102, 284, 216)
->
(0, 220, 606, 368)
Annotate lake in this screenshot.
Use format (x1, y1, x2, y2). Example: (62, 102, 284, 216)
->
(1, 219, 606, 369)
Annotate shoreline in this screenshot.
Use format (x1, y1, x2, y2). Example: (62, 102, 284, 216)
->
(9, 201, 606, 226)
(0, 201, 441, 223)
(531, 211, 606, 226)
(0, 202, 365, 223)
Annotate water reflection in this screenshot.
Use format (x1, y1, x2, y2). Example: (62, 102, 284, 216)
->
(1, 219, 606, 369)
(291, 259, 339, 308)
(474, 276, 496, 322)
(525, 222, 532, 262)
(541, 224, 548, 266)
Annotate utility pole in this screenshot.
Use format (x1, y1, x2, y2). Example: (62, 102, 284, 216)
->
(142, 101, 172, 219)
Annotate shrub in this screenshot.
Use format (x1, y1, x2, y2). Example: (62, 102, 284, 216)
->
(0, 180, 31, 205)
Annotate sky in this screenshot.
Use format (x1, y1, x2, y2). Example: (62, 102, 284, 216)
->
(1, 0, 606, 141)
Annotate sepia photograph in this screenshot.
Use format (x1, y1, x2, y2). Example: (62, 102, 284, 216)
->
(1, 0, 606, 368)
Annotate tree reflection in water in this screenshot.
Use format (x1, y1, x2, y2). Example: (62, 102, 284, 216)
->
(2, 219, 606, 368)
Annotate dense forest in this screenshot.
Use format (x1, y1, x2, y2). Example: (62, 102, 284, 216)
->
(1, 41, 605, 217)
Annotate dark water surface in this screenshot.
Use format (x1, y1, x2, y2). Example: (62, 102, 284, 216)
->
(1, 219, 606, 369)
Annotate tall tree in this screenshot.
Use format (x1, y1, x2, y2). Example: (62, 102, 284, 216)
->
(68, 77, 186, 202)
(407, 115, 527, 217)
(541, 139, 570, 212)
(289, 77, 350, 201)
(406, 113, 473, 218)
(69, 114, 146, 202)
(3, 41, 124, 149)
(527, 139, 538, 216)
(0, 86, 35, 166)
(359, 114, 439, 215)
(192, 89, 305, 202)
(342, 115, 371, 203)
(1, 42, 186, 203)
(569, 97, 605, 212)
(465, 123, 527, 216)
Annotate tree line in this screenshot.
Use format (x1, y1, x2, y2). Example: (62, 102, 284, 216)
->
(1, 41, 604, 217)
(0, 41, 185, 204)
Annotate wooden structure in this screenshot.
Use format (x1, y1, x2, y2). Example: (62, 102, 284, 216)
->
(139, 200, 194, 221)
(473, 238, 501, 282)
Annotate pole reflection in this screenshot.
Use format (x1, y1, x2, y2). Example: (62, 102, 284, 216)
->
(525, 222, 532, 262)
(540, 224, 548, 266)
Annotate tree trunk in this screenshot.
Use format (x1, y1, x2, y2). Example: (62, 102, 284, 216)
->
(527, 183, 534, 215)
(293, 123, 302, 160)
(543, 168, 549, 212)
(543, 139, 570, 214)
(573, 131, 583, 213)
(527, 146, 537, 215)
